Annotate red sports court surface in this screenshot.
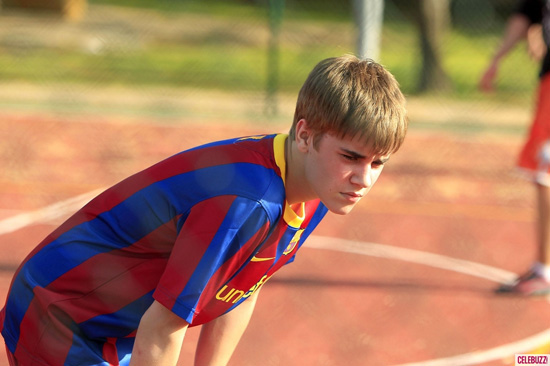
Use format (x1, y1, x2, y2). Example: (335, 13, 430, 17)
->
(1, 114, 549, 366)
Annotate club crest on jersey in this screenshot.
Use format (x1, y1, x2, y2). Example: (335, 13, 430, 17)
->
(284, 229, 304, 255)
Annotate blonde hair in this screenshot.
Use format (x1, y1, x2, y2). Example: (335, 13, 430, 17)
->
(289, 55, 408, 154)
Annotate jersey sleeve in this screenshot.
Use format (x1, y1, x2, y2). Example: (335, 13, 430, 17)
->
(153, 195, 271, 324)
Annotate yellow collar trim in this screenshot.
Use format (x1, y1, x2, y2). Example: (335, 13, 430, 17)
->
(273, 134, 305, 228)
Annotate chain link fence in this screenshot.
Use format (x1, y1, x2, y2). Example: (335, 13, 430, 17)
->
(0, 0, 540, 203)
(0, 0, 539, 120)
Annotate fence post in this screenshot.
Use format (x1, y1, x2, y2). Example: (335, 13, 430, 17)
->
(354, 0, 384, 61)
(265, 0, 284, 117)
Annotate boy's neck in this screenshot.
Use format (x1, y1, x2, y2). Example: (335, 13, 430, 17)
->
(284, 136, 313, 205)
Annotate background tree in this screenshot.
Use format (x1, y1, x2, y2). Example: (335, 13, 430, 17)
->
(394, 0, 452, 93)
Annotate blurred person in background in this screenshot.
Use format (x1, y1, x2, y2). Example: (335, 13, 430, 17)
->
(480, 0, 550, 295)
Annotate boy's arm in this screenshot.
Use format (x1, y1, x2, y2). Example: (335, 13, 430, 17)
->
(130, 300, 189, 366)
(194, 288, 262, 366)
(480, 13, 531, 91)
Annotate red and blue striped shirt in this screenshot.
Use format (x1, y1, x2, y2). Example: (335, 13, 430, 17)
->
(0, 133, 327, 365)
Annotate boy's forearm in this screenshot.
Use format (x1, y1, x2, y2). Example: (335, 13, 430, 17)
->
(492, 14, 531, 62)
(130, 301, 189, 366)
(130, 328, 187, 366)
(195, 289, 261, 366)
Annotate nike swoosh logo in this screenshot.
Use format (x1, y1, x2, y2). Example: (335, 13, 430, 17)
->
(250, 256, 275, 262)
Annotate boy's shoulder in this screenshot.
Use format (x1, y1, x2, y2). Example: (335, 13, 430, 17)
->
(192, 133, 284, 175)
(180, 133, 286, 200)
(203, 133, 278, 153)
(188, 134, 288, 221)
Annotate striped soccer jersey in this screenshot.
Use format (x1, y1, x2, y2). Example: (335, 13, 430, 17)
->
(0, 133, 328, 365)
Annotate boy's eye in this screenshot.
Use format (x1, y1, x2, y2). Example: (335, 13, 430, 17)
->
(341, 154, 357, 161)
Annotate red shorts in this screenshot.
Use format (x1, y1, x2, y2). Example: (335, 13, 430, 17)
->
(517, 73, 550, 186)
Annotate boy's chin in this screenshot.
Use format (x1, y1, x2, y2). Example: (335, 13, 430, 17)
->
(325, 204, 357, 216)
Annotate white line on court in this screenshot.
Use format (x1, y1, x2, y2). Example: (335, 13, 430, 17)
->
(0, 189, 103, 236)
(306, 235, 517, 284)
(307, 235, 549, 366)
(0, 192, 547, 365)
(393, 329, 550, 366)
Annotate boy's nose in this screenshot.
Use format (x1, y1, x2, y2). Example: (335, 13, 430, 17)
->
(352, 165, 372, 188)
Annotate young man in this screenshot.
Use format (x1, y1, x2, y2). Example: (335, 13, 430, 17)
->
(0, 55, 408, 365)
(480, 0, 550, 295)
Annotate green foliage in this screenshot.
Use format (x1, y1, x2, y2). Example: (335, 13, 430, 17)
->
(0, 0, 540, 108)
(380, 18, 537, 106)
(90, 0, 266, 19)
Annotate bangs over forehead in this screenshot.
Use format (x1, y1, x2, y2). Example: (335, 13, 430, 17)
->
(291, 55, 408, 155)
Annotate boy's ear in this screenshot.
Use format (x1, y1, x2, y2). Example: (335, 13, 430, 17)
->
(295, 119, 311, 153)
